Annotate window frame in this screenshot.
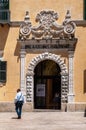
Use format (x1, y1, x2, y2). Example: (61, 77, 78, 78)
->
(84, 0, 86, 20)
(0, 61, 7, 83)
(0, 0, 10, 23)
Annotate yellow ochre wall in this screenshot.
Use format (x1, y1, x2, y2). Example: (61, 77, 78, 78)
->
(0, 0, 86, 102)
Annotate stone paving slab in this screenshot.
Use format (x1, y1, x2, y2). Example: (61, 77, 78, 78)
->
(0, 112, 86, 130)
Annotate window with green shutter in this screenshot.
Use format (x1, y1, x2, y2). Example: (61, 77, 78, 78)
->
(84, 0, 86, 20)
(0, 0, 10, 23)
(0, 61, 7, 83)
(0, 0, 9, 9)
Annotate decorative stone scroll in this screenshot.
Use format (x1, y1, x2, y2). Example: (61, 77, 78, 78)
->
(19, 11, 32, 40)
(19, 10, 76, 40)
(26, 52, 68, 103)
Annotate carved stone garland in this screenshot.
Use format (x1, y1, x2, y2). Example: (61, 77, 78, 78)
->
(26, 52, 68, 103)
(19, 10, 76, 40)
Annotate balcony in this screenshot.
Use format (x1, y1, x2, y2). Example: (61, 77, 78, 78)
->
(0, 10, 10, 24)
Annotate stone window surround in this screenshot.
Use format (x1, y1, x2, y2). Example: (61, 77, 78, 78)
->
(0, 50, 5, 87)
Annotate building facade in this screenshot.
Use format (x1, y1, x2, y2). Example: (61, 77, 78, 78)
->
(0, 0, 86, 111)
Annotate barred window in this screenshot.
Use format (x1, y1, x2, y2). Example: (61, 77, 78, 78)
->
(0, 61, 7, 83)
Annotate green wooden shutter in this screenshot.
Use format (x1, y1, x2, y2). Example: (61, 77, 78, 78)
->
(0, 0, 9, 10)
(84, 0, 86, 20)
(0, 0, 9, 21)
(0, 61, 7, 83)
(4, 0, 9, 9)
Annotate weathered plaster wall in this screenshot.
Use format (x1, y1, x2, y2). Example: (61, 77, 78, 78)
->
(0, 0, 86, 103)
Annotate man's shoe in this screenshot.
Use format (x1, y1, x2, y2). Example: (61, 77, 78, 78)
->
(18, 116, 21, 119)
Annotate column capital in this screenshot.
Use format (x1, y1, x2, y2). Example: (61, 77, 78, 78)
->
(20, 49, 26, 58)
(68, 51, 74, 58)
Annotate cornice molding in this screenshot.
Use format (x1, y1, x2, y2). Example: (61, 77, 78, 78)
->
(9, 20, 86, 27)
(73, 20, 86, 26)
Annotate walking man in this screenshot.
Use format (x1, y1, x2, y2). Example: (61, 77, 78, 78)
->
(14, 89, 24, 119)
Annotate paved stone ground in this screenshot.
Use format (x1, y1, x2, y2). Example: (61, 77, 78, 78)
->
(0, 112, 86, 130)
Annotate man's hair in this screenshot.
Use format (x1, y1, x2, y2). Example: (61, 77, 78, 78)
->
(17, 89, 21, 92)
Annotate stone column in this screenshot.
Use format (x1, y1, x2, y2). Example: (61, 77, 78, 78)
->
(68, 51, 75, 103)
(20, 48, 26, 101)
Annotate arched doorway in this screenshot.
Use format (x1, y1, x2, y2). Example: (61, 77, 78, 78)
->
(34, 60, 61, 109)
(26, 52, 68, 110)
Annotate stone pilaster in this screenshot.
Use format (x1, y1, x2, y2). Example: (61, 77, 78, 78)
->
(68, 51, 75, 103)
(20, 48, 26, 101)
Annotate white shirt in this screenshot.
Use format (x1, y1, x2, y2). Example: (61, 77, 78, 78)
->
(15, 91, 24, 102)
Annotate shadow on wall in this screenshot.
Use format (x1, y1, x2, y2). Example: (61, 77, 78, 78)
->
(84, 107, 86, 117)
(84, 70, 86, 93)
(14, 42, 21, 63)
(14, 42, 20, 57)
(0, 25, 9, 50)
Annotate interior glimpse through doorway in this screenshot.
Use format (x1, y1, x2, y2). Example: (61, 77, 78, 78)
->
(34, 60, 61, 109)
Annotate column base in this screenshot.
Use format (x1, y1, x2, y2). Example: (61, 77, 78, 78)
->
(67, 102, 86, 112)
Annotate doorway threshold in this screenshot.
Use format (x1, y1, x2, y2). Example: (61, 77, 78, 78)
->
(33, 109, 61, 112)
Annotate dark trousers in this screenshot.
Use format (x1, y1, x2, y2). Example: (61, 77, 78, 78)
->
(15, 101, 23, 118)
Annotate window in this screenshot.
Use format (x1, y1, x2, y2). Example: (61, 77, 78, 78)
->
(84, 0, 86, 20)
(0, 0, 10, 23)
(0, 61, 7, 83)
(0, 0, 9, 9)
